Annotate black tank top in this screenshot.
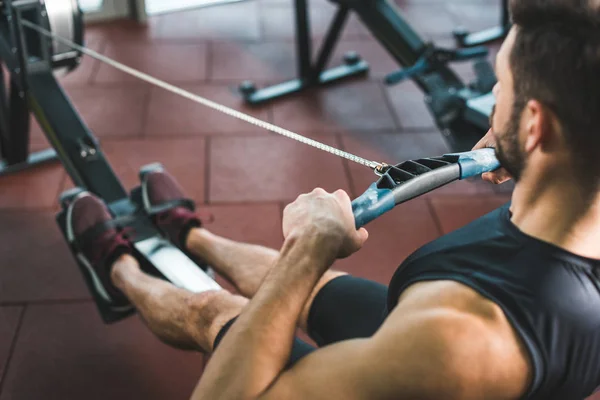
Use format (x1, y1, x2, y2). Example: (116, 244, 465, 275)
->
(387, 203, 600, 399)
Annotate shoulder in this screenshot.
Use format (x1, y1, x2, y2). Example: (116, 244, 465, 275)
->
(377, 280, 532, 400)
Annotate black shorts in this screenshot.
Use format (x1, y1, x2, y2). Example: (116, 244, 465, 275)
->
(213, 275, 389, 367)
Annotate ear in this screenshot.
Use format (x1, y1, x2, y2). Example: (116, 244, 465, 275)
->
(523, 99, 548, 153)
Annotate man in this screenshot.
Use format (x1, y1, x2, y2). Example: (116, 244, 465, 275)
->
(66, 0, 600, 398)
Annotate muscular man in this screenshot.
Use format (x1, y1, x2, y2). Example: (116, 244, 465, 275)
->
(66, 0, 600, 398)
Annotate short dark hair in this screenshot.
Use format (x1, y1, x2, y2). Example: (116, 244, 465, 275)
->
(509, 0, 600, 193)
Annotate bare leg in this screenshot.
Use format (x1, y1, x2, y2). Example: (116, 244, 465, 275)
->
(186, 228, 346, 331)
(110, 254, 248, 352)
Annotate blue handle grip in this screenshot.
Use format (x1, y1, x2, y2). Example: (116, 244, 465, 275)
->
(351, 149, 500, 228)
(351, 183, 395, 228)
(445, 148, 501, 179)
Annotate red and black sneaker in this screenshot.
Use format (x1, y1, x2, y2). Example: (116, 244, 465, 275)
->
(139, 163, 212, 272)
(65, 189, 133, 310)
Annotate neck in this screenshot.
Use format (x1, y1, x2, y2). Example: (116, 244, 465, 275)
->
(511, 176, 600, 260)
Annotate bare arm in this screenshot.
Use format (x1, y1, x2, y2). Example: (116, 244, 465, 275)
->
(192, 188, 368, 399)
(256, 281, 532, 400)
(191, 231, 333, 399)
(191, 189, 531, 400)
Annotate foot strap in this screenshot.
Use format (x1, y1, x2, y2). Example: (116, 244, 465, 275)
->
(145, 198, 196, 217)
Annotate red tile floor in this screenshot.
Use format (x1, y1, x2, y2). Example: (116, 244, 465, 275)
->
(0, 1, 596, 399)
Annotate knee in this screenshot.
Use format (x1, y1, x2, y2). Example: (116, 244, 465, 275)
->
(185, 290, 248, 350)
(185, 290, 245, 317)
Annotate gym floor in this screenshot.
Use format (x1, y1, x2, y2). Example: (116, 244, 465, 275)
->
(0, 1, 594, 399)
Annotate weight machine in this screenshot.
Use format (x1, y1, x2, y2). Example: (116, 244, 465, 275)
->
(454, 0, 511, 48)
(240, 0, 499, 152)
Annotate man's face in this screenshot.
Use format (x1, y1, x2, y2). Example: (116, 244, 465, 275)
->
(490, 28, 527, 182)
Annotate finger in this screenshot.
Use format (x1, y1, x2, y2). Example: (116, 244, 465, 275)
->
(312, 187, 327, 195)
(481, 172, 495, 183)
(333, 189, 351, 204)
(493, 173, 512, 184)
(482, 169, 512, 184)
(357, 227, 369, 244)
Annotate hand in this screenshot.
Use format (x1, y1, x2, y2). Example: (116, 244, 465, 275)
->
(283, 188, 369, 262)
(472, 129, 512, 184)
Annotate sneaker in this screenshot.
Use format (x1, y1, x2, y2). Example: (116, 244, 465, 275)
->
(65, 190, 132, 310)
(140, 164, 212, 274)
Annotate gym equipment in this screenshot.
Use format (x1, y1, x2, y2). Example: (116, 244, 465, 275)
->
(453, 0, 510, 48)
(0, 0, 222, 323)
(0, 0, 501, 324)
(352, 148, 499, 228)
(238, 0, 369, 105)
(239, 0, 498, 152)
(0, 0, 83, 175)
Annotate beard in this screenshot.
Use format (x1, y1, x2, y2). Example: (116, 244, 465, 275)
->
(493, 104, 526, 182)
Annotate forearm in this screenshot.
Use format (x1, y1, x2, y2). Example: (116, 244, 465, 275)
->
(192, 233, 332, 400)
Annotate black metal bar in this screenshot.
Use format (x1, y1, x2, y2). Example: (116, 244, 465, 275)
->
(242, 61, 369, 104)
(7, 76, 30, 164)
(453, 0, 510, 48)
(0, 66, 10, 160)
(240, 0, 369, 104)
(294, 0, 312, 81)
(26, 69, 128, 202)
(312, 7, 350, 79)
(462, 91, 494, 130)
(353, 0, 426, 68)
(501, 0, 510, 28)
(0, 147, 57, 175)
(349, 0, 463, 93)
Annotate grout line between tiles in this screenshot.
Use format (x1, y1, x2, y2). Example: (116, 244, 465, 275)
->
(88, 38, 108, 85)
(379, 80, 403, 131)
(0, 305, 27, 396)
(54, 170, 69, 204)
(0, 298, 93, 307)
(204, 136, 212, 204)
(205, 41, 213, 82)
(139, 85, 153, 138)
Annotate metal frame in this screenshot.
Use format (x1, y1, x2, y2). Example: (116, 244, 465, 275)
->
(0, 0, 60, 175)
(241, 0, 497, 151)
(453, 0, 510, 48)
(0, 0, 220, 323)
(239, 0, 369, 105)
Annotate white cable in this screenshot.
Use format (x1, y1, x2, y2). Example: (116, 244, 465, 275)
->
(21, 20, 384, 172)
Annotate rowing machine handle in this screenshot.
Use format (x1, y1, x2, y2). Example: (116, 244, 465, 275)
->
(351, 148, 500, 228)
(445, 148, 501, 179)
(352, 183, 396, 229)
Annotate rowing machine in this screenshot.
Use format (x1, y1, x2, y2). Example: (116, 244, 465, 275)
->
(0, 0, 502, 324)
(0, 0, 222, 323)
(0, 0, 84, 174)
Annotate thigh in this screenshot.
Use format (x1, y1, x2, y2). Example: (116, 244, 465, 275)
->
(307, 275, 388, 347)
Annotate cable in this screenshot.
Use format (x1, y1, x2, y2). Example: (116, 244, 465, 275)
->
(21, 19, 386, 172)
